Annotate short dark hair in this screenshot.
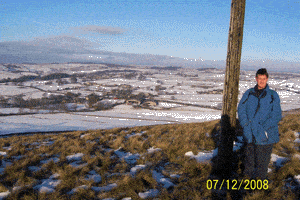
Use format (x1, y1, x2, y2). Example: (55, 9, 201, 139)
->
(256, 68, 269, 78)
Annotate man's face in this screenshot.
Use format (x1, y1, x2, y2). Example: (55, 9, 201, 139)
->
(256, 74, 268, 90)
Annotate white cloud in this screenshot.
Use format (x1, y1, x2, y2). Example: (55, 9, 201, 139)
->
(70, 25, 127, 35)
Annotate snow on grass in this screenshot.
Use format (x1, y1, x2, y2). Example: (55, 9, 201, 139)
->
(2, 146, 12, 151)
(66, 153, 88, 168)
(0, 160, 12, 174)
(85, 170, 102, 183)
(0, 191, 10, 200)
(295, 175, 300, 184)
(130, 165, 146, 177)
(271, 154, 289, 167)
(114, 148, 140, 164)
(68, 185, 88, 195)
(147, 147, 162, 154)
(138, 189, 159, 199)
(40, 157, 59, 165)
(69, 161, 88, 168)
(91, 183, 117, 192)
(28, 166, 41, 172)
(11, 155, 25, 160)
(294, 132, 300, 143)
(185, 148, 218, 163)
(170, 174, 180, 179)
(33, 174, 61, 193)
(66, 153, 84, 161)
(125, 131, 143, 139)
(152, 170, 174, 189)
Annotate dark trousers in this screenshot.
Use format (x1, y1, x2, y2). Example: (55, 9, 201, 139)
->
(243, 143, 273, 180)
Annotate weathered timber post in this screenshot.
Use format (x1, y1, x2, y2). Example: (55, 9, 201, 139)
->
(217, 0, 246, 178)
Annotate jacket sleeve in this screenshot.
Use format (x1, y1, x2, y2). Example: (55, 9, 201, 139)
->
(261, 92, 282, 130)
(238, 90, 250, 128)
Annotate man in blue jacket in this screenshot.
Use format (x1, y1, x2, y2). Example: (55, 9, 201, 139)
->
(238, 68, 282, 180)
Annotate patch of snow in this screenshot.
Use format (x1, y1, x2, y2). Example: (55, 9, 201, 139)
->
(31, 142, 40, 146)
(11, 155, 24, 160)
(295, 138, 300, 143)
(114, 148, 140, 164)
(147, 147, 162, 154)
(66, 153, 84, 161)
(125, 132, 143, 138)
(80, 134, 90, 138)
(170, 174, 180, 178)
(295, 175, 300, 184)
(68, 185, 88, 195)
(91, 183, 117, 192)
(293, 154, 300, 160)
(0, 191, 10, 199)
(130, 165, 146, 177)
(268, 168, 272, 173)
(69, 161, 88, 168)
(0, 152, 6, 156)
(12, 186, 23, 191)
(0, 160, 12, 174)
(85, 170, 102, 183)
(33, 177, 61, 193)
(41, 141, 55, 146)
(2, 146, 12, 151)
(28, 166, 41, 172)
(152, 170, 174, 189)
(271, 154, 289, 167)
(185, 148, 218, 163)
(105, 172, 122, 178)
(49, 173, 60, 179)
(138, 189, 159, 199)
(40, 157, 60, 165)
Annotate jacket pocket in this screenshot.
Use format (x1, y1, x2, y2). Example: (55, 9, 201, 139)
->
(265, 126, 280, 144)
(256, 124, 269, 143)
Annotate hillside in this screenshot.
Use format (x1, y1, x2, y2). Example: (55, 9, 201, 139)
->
(1, 63, 300, 136)
(0, 110, 299, 199)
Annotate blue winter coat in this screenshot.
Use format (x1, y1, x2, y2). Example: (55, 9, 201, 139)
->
(238, 85, 282, 145)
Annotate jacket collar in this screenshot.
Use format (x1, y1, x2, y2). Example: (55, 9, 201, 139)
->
(253, 84, 269, 98)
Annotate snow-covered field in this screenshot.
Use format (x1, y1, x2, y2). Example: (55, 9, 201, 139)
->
(1, 63, 300, 135)
(0, 105, 222, 135)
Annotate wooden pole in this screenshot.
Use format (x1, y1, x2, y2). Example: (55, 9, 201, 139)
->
(217, 0, 246, 178)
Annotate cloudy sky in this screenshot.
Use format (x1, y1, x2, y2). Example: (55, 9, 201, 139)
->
(1, 0, 300, 70)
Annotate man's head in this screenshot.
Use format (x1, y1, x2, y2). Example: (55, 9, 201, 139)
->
(255, 68, 268, 90)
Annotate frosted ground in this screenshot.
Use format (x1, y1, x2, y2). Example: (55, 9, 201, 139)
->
(1, 63, 300, 135)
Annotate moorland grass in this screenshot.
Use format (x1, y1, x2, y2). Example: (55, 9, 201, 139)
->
(0, 112, 299, 199)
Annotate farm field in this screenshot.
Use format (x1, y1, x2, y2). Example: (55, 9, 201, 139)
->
(1, 63, 300, 135)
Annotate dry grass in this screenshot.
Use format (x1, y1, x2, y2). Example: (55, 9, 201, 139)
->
(0, 111, 299, 199)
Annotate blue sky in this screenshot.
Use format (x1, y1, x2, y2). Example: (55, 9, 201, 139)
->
(1, 0, 300, 68)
